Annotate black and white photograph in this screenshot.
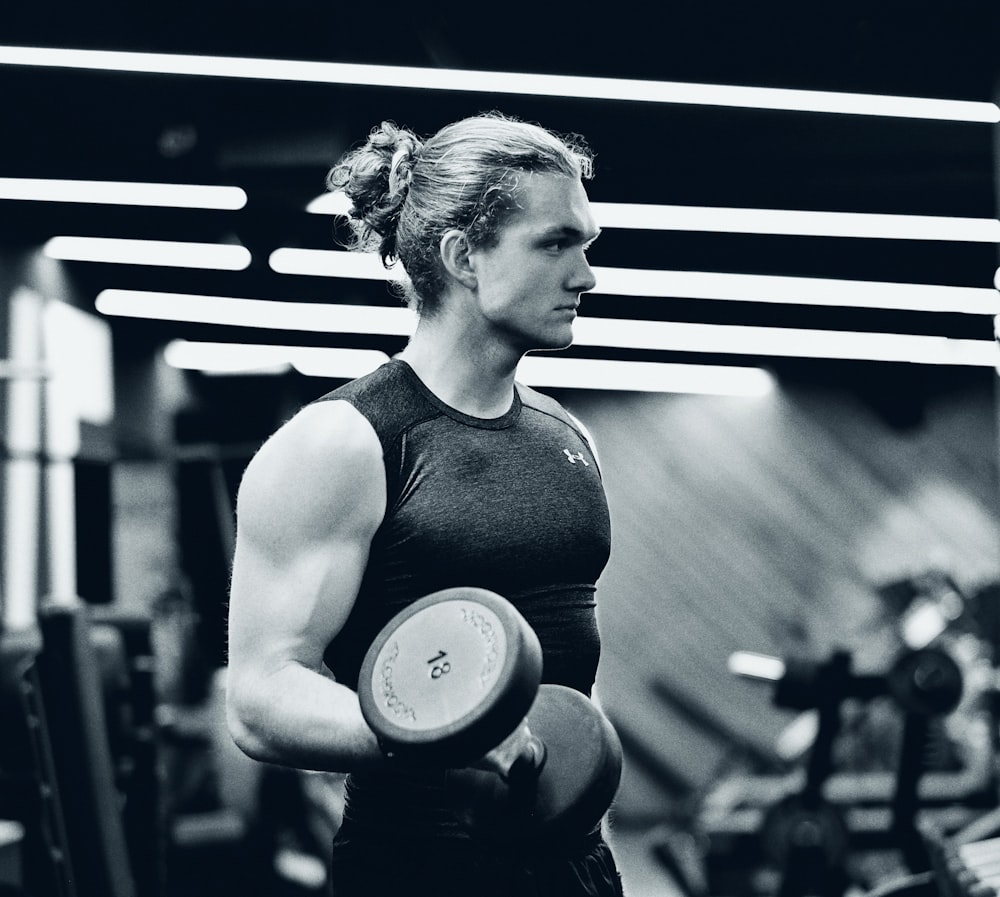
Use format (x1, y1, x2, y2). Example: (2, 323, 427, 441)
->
(1, 3, 999, 896)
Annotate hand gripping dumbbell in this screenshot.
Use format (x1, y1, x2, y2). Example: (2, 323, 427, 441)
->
(357, 587, 623, 842)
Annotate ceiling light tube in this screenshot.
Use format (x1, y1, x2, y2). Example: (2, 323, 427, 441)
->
(96, 289, 997, 367)
(309, 192, 1000, 243)
(164, 337, 773, 396)
(164, 341, 293, 374)
(590, 203, 1000, 243)
(44, 236, 251, 270)
(572, 317, 998, 366)
(163, 340, 390, 377)
(0, 177, 247, 209)
(1, 45, 996, 122)
(290, 348, 392, 379)
(307, 192, 352, 215)
(95, 289, 416, 334)
(269, 248, 400, 281)
(518, 356, 775, 396)
(588, 267, 1000, 315)
(270, 247, 998, 315)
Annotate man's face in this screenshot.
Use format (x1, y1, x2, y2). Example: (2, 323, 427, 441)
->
(466, 172, 600, 354)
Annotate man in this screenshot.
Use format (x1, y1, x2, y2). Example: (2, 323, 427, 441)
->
(226, 113, 624, 895)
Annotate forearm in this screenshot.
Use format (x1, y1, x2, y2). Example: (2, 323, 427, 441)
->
(226, 662, 384, 773)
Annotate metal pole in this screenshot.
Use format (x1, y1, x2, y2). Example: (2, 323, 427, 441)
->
(39, 300, 79, 607)
(2, 287, 46, 633)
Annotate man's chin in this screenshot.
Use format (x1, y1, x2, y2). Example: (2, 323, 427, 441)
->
(528, 339, 573, 354)
(543, 326, 575, 352)
(515, 324, 575, 355)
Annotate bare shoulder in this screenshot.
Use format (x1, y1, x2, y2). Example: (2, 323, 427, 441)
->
(236, 399, 386, 547)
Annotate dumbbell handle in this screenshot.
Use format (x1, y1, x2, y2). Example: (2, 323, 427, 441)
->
(474, 720, 548, 784)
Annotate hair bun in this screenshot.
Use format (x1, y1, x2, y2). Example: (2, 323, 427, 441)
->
(326, 121, 423, 257)
(388, 144, 416, 196)
(366, 122, 422, 200)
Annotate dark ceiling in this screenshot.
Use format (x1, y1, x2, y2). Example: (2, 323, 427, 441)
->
(2, 0, 999, 405)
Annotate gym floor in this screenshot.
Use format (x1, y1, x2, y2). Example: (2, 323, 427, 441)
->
(608, 827, 686, 897)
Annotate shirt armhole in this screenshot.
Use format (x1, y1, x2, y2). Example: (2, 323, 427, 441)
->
(567, 410, 603, 473)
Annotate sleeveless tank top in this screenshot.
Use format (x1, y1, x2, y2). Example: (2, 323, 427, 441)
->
(313, 358, 612, 834)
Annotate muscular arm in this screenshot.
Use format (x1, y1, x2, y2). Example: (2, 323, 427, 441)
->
(225, 400, 387, 772)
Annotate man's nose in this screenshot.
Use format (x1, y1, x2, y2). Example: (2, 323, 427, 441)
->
(572, 255, 597, 294)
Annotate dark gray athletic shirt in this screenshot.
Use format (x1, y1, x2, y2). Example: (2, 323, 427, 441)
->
(316, 358, 612, 696)
(314, 358, 612, 836)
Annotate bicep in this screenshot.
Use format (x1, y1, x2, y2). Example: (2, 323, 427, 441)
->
(227, 402, 385, 682)
(228, 529, 369, 677)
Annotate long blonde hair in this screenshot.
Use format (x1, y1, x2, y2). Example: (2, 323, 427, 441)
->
(327, 112, 593, 314)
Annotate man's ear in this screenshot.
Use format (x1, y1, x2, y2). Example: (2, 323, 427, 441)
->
(439, 229, 477, 290)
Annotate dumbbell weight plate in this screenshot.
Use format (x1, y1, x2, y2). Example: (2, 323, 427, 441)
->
(358, 587, 543, 767)
(447, 684, 623, 842)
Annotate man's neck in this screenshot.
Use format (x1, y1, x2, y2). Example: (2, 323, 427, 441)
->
(397, 315, 522, 419)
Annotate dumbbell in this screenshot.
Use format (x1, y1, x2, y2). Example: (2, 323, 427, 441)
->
(357, 586, 623, 842)
(729, 647, 963, 715)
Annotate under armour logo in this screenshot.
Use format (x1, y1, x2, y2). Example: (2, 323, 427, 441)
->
(563, 449, 589, 466)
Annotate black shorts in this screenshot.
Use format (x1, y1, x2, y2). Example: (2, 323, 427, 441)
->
(328, 822, 625, 897)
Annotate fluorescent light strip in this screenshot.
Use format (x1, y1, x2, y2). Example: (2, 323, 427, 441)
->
(571, 317, 997, 366)
(1, 45, 996, 122)
(270, 248, 998, 316)
(164, 340, 390, 378)
(591, 203, 1000, 243)
(309, 192, 1000, 243)
(589, 267, 1000, 315)
(270, 248, 399, 281)
(45, 236, 251, 270)
(96, 289, 416, 334)
(96, 289, 998, 367)
(0, 177, 247, 209)
(164, 338, 774, 396)
(164, 340, 294, 374)
(306, 192, 352, 215)
(518, 356, 775, 396)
